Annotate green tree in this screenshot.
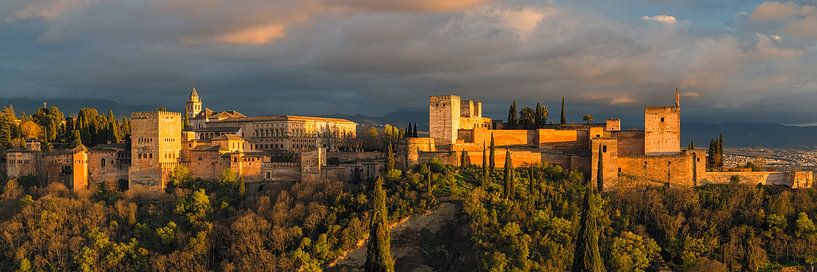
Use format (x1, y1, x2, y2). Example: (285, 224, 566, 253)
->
(507, 100, 519, 129)
(583, 114, 594, 124)
(365, 177, 394, 272)
(795, 212, 816, 238)
(489, 134, 496, 171)
(386, 142, 395, 172)
(71, 129, 83, 148)
(519, 107, 537, 129)
(535, 102, 548, 128)
(482, 142, 489, 184)
(219, 169, 238, 183)
(460, 150, 468, 169)
(169, 164, 192, 188)
(572, 189, 604, 272)
(238, 177, 246, 198)
(597, 144, 604, 191)
(610, 231, 660, 272)
(560, 96, 566, 125)
(503, 150, 513, 199)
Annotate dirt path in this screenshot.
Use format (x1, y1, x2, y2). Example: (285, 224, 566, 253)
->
(329, 201, 475, 272)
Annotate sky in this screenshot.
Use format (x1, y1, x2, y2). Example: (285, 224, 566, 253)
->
(1, 0, 817, 125)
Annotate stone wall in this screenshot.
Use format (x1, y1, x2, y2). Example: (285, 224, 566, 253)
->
(88, 150, 128, 185)
(612, 131, 645, 156)
(702, 171, 814, 187)
(470, 127, 533, 147)
(617, 153, 695, 188)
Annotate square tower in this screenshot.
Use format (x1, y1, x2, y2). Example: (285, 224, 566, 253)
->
(429, 95, 461, 146)
(644, 106, 680, 155)
(129, 111, 182, 192)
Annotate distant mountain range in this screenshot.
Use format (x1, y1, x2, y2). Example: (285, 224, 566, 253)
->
(326, 110, 817, 149)
(681, 123, 817, 149)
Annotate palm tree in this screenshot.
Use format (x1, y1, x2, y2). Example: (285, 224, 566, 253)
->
(583, 114, 593, 124)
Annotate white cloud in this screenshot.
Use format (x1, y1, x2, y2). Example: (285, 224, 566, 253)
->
(641, 15, 677, 25)
(610, 97, 636, 105)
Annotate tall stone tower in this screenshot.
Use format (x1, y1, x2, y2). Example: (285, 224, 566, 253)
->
(644, 91, 681, 155)
(185, 86, 202, 128)
(71, 145, 89, 191)
(429, 95, 461, 146)
(128, 111, 182, 192)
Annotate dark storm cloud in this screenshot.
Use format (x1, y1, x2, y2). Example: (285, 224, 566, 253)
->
(0, 0, 816, 125)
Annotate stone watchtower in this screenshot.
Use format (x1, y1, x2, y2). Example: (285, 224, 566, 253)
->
(429, 95, 461, 146)
(71, 145, 89, 191)
(644, 90, 681, 155)
(128, 111, 183, 192)
(185, 86, 202, 127)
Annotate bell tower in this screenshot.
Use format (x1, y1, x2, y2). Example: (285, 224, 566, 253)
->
(185, 85, 202, 127)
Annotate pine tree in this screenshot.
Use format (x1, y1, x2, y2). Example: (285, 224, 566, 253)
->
(508, 100, 518, 129)
(560, 96, 566, 125)
(504, 150, 513, 199)
(572, 188, 604, 272)
(482, 142, 489, 184)
(365, 177, 395, 272)
(386, 142, 395, 172)
(489, 133, 496, 171)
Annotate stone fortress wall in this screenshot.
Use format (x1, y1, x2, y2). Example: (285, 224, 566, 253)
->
(404, 91, 813, 190)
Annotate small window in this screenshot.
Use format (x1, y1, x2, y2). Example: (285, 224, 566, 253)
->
(602, 145, 607, 153)
(660, 117, 665, 122)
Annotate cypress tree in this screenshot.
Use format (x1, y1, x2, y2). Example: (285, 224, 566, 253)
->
(688, 139, 695, 150)
(426, 165, 433, 200)
(508, 100, 518, 129)
(412, 123, 417, 137)
(597, 144, 604, 191)
(528, 165, 535, 197)
(707, 139, 713, 168)
(365, 177, 395, 272)
(560, 96, 566, 125)
(717, 133, 725, 169)
(482, 142, 489, 183)
(504, 150, 513, 199)
(238, 177, 246, 198)
(71, 129, 82, 148)
(572, 188, 604, 272)
(489, 133, 496, 171)
(386, 142, 395, 172)
(460, 150, 468, 169)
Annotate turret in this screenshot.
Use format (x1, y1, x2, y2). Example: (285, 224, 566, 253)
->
(675, 88, 680, 107)
(185, 86, 202, 127)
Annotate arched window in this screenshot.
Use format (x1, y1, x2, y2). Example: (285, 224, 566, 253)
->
(101, 158, 106, 167)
